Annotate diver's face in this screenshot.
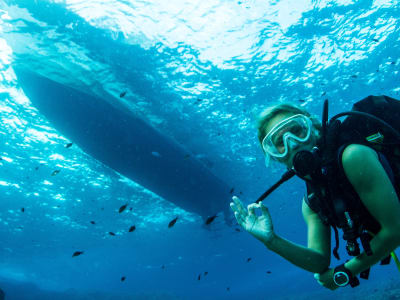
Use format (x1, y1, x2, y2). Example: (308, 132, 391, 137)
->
(263, 113, 317, 169)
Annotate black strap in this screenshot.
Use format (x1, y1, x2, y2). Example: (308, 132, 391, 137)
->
(360, 268, 370, 279)
(333, 226, 340, 260)
(380, 255, 391, 265)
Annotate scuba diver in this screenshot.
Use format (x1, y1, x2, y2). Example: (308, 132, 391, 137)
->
(230, 95, 400, 290)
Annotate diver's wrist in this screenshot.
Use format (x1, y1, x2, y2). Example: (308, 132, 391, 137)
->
(262, 232, 278, 248)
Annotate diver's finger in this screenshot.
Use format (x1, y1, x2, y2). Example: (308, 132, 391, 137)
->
(234, 211, 245, 226)
(314, 274, 323, 286)
(232, 196, 247, 215)
(259, 202, 270, 217)
(247, 203, 258, 217)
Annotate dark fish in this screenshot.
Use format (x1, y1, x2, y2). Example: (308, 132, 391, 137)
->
(184, 154, 191, 160)
(372, 38, 379, 42)
(239, 191, 243, 195)
(298, 99, 305, 103)
(235, 228, 241, 232)
(65, 143, 73, 148)
(161, 265, 165, 269)
(72, 251, 84, 257)
(351, 75, 358, 78)
(391, 61, 396, 65)
(266, 271, 272, 274)
(109, 232, 116, 236)
(119, 204, 128, 213)
(121, 276, 126, 282)
(101, 207, 104, 211)
(217, 133, 221, 136)
(197, 98, 203, 102)
(204, 271, 208, 276)
(21, 208, 25, 213)
(35, 166, 39, 170)
(0, 157, 2, 160)
(168, 217, 178, 228)
(198, 274, 201, 280)
(247, 257, 252, 262)
(205, 215, 217, 225)
(90, 221, 96, 225)
(321, 92, 326, 96)
(129, 207, 133, 211)
(227, 287, 230, 291)
(120, 91, 127, 98)
(51, 170, 60, 176)
(229, 188, 234, 194)
(129, 225, 136, 232)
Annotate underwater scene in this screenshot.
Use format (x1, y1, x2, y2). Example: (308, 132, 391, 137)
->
(0, 0, 400, 299)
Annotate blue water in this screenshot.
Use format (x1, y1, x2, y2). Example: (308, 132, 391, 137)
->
(0, 0, 400, 299)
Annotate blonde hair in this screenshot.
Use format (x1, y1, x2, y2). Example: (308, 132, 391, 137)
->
(256, 102, 322, 152)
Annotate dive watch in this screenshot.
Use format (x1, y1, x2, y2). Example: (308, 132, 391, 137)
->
(333, 264, 359, 287)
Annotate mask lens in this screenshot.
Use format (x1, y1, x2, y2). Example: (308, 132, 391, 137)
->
(262, 114, 312, 158)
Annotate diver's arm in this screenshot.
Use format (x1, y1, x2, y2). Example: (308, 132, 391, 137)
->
(342, 144, 400, 276)
(265, 199, 331, 274)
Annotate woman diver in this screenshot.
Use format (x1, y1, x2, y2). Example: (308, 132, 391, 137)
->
(230, 99, 400, 290)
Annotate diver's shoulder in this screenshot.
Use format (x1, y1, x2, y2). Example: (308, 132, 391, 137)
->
(341, 143, 378, 163)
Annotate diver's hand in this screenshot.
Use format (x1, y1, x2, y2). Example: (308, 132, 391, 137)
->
(230, 196, 275, 244)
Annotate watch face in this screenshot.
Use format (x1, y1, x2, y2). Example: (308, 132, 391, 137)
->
(334, 271, 349, 286)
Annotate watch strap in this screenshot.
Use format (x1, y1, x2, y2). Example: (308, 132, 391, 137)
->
(334, 263, 360, 288)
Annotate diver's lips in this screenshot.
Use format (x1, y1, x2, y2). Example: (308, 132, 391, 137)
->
(15, 67, 232, 221)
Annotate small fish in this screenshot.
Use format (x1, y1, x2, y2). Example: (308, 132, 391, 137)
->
(229, 188, 234, 194)
(391, 61, 396, 65)
(184, 154, 191, 160)
(298, 99, 305, 103)
(227, 287, 230, 291)
(235, 228, 241, 232)
(372, 38, 379, 42)
(129, 207, 133, 211)
(90, 221, 96, 225)
(72, 251, 84, 257)
(321, 92, 326, 96)
(65, 143, 73, 148)
(198, 274, 201, 280)
(168, 217, 178, 228)
(119, 204, 128, 213)
(0, 157, 2, 160)
(197, 98, 203, 102)
(120, 91, 127, 98)
(204, 271, 208, 276)
(351, 75, 358, 78)
(121, 276, 126, 282)
(217, 133, 221, 136)
(101, 207, 104, 211)
(161, 265, 165, 269)
(129, 225, 136, 232)
(266, 271, 272, 274)
(239, 191, 243, 195)
(247, 257, 252, 262)
(109, 232, 116, 236)
(21, 208, 25, 213)
(51, 170, 60, 176)
(205, 215, 217, 225)
(35, 166, 39, 170)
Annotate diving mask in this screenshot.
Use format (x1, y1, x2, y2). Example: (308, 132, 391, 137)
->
(262, 114, 313, 162)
